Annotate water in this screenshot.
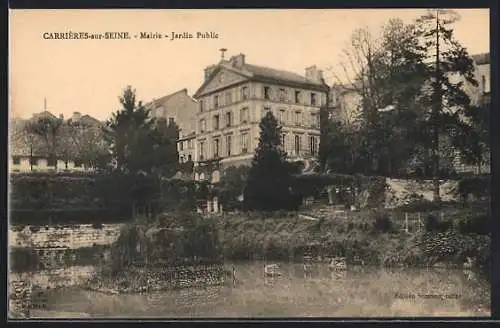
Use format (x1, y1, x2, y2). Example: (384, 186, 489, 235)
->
(18, 262, 490, 318)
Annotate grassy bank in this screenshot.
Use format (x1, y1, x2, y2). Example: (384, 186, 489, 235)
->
(216, 206, 490, 271)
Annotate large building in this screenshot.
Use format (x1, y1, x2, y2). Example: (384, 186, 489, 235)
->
(145, 89, 198, 164)
(191, 52, 329, 182)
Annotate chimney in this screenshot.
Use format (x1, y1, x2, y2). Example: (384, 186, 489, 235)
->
(305, 65, 323, 83)
(204, 65, 217, 81)
(72, 111, 82, 122)
(230, 54, 246, 67)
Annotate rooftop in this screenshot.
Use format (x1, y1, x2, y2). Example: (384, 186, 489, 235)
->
(472, 52, 490, 66)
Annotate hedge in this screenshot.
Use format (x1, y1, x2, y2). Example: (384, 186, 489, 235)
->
(9, 172, 211, 224)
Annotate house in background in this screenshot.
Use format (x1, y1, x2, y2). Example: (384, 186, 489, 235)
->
(329, 52, 491, 175)
(9, 111, 103, 173)
(144, 89, 198, 165)
(192, 52, 329, 183)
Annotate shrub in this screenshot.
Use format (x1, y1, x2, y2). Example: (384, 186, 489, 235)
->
(459, 215, 490, 235)
(397, 199, 441, 213)
(29, 225, 41, 233)
(455, 175, 490, 202)
(10, 248, 40, 272)
(372, 211, 393, 233)
(425, 214, 453, 233)
(424, 215, 440, 232)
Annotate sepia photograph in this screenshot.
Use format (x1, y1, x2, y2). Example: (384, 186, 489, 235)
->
(8, 8, 491, 318)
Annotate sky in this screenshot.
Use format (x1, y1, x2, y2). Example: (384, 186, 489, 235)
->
(9, 9, 490, 121)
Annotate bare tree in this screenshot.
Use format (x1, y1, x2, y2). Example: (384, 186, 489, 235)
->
(25, 117, 64, 169)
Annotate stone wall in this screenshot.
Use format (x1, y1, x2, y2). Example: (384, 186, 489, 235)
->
(9, 224, 123, 249)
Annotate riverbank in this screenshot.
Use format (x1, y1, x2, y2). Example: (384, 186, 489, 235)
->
(216, 206, 490, 272)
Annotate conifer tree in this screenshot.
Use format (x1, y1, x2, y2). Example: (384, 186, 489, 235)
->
(244, 112, 293, 211)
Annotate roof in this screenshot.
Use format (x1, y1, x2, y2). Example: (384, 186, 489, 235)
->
(146, 88, 196, 108)
(194, 60, 328, 98)
(472, 53, 490, 66)
(242, 63, 325, 87)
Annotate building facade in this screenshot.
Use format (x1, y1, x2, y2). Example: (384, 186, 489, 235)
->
(191, 53, 329, 182)
(145, 88, 198, 164)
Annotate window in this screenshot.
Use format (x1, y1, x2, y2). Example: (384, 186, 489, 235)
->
(242, 86, 249, 100)
(281, 134, 286, 147)
(311, 113, 319, 127)
(311, 93, 317, 106)
(226, 135, 232, 156)
(188, 154, 192, 162)
(481, 75, 486, 93)
(295, 90, 301, 104)
(213, 138, 220, 158)
(263, 86, 271, 100)
(240, 107, 249, 123)
(309, 136, 318, 156)
(225, 92, 232, 105)
(241, 133, 249, 153)
(179, 141, 184, 151)
(199, 141, 205, 160)
(279, 88, 287, 102)
(213, 115, 220, 130)
(214, 95, 219, 108)
(226, 111, 233, 127)
(12, 156, 20, 165)
(279, 109, 286, 124)
(294, 135, 301, 155)
(294, 111, 301, 125)
(200, 119, 206, 133)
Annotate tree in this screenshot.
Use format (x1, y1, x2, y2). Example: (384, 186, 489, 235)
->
(65, 118, 110, 170)
(152, 117, 180, 177)
(25, 116, 64, 169)
(104, 86, 179, 176)
(414, 9, 478, 200)
(329, 20, 429, 176)
(219, 165, 250, 210)
(244, 112, 295, 211)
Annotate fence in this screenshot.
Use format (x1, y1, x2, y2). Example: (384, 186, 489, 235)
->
(400, 211, 446, 234)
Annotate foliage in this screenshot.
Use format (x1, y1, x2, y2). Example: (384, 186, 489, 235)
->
(103, 86, 179, 176)
(9, 172, 202, 224)
(244, 112, 295, 211)
(424, 214, 453, 232)
(458, 214, 490, 235)
(372, 211, 394, 233)
(24, 115, 64, 168)
(454, 175, 490, 202)
(325, 12, 482, 187)
(218, 165, 250, 210)
(104, 213, 222, 276)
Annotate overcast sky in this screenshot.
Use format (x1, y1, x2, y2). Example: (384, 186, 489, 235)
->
(10, 8, 490, 121)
